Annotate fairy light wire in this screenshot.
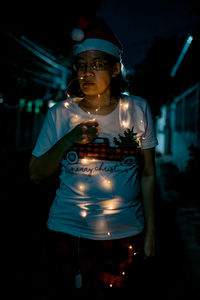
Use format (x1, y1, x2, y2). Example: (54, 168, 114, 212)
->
(64, 68, 141, 238)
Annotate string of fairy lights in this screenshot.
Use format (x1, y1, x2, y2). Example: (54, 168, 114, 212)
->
(63, 77, 144, 252)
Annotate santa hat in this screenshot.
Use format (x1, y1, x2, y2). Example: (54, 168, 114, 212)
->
(71, 16, 123, 60)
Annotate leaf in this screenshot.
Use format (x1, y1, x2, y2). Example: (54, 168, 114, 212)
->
(113, 127, 139, 148)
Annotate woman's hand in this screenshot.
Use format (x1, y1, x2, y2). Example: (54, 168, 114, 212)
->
(68, 119, 100, 144)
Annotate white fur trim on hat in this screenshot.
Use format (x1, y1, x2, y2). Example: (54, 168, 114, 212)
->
(73, 38, 122, 59)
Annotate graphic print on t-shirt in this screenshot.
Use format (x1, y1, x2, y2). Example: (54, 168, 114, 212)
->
(65, 127, 141, 167)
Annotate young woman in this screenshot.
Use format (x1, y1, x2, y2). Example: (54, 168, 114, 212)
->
(29, 16, 157, 297)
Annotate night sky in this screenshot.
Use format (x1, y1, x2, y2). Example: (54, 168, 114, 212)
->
(0, 3, 200, 298)
(0, 0, 199, 104)
(1, 0, 199, 69)
(97, 0, 199, 67)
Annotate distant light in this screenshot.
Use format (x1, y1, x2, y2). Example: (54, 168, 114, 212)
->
(19, 98, 26, 109)
(26, 101, 32, 113)
(170, 35, 193, 77)
(122, 91, 130, 96)
(35, 99, 43, 114)
(0, 98, 4, 104)
(48, 100, 56, 108)
(121, 62, 127, 78)
(187, 35, 193, 44)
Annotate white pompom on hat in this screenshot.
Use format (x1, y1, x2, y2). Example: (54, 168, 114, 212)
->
(71, 28, 85, 42)
(71, 16, 123, 60)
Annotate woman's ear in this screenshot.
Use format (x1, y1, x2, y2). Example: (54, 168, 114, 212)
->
(112, 62, 121, 77)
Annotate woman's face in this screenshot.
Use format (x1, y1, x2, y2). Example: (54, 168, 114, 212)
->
(74, 50, 120, 97)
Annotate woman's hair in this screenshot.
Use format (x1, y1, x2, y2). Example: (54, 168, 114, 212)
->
(66, 52, 129, 98)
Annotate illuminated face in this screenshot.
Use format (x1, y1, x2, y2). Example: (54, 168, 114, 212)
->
(74, 50, 119, 97)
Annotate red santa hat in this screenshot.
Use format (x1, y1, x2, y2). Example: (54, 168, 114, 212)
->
(71, 16, 123, 60)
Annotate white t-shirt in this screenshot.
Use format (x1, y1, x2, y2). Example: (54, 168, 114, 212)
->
(32, 95, 158, 240)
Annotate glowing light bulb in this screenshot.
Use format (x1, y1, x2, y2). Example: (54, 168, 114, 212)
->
(102, 179, 112, 190)
(81, 158, 88, 164)
(71, 114, 80, 124)
(133, 252, 137, 256)
(64, 102, 70, 108)
(109, 283, 113, 287)
(129, 245, 133, 250)
(107, 232, 111, 236)
(120, 102, 129, 109)
(80, 211, 87, 218)
(123, 102, 129, 110)
(78, 184, 86, 192)
(121, 120, 129, 128)
(122, 271, 125, 275)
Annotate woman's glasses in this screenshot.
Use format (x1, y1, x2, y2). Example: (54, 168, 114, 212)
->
(74, 61, 111, 72)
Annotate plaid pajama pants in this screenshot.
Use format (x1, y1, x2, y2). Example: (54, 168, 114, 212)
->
(46, 229, 145, 298)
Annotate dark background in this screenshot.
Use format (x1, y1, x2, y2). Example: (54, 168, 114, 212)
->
(0, 0, 200, 298)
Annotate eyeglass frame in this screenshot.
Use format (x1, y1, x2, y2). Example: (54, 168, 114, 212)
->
(73, 60, 112, 73)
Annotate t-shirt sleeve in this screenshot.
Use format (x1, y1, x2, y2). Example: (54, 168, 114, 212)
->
(32, 109, 58, 157)
(141, 101, 158, 149)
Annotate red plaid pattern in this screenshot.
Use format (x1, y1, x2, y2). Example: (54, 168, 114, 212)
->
(47, 230, 144, 291)
(66, 137, 141, 163)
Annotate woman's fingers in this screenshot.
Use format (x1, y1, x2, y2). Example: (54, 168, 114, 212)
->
(77, 120, 99, 144)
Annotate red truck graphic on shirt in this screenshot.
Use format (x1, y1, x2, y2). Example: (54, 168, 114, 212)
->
(66, 137, 141, 165)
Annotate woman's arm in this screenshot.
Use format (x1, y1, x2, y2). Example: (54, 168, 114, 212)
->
(29, 120, 99, 184)
(141, 147, 156, 257)
(29, 133, 74, 184)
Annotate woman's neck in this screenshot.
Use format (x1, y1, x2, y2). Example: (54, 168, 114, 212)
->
(83, 91, 111, 109)
(78, 93, 119, 115)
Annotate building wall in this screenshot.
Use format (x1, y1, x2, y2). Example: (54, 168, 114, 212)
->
(156, 82, 200, 171)
(156, 105, 167, 155)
